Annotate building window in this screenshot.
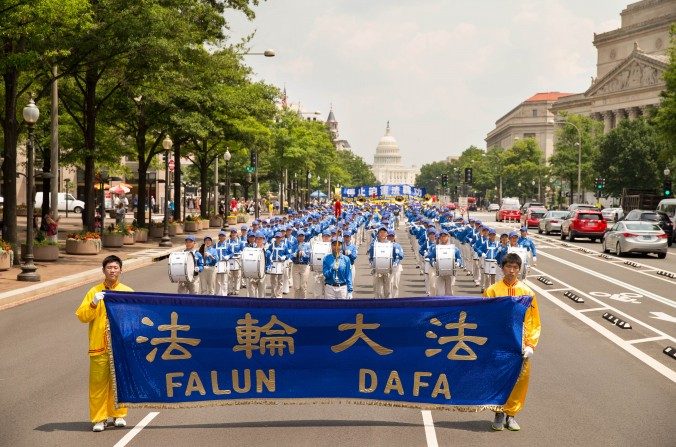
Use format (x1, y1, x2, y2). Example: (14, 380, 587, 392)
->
(524, 133, 536, 139)
(532, 109, 538, 117)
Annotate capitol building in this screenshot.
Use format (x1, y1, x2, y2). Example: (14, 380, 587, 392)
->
(371, 122, 419, 185)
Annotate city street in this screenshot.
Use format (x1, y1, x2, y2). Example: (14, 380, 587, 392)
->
(1, 214, 674, 447)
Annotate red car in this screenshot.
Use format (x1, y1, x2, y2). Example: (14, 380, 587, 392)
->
(521, 207, 548, 228)
(496, 204, 521, 222)
(560, 209, 607, 242)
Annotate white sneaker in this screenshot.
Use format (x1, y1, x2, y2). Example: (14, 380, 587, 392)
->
(92, 421, 105, 432)
(505, 416, 520, 431)
(114, 418, 127, 427)
(492, 412, 505, 431)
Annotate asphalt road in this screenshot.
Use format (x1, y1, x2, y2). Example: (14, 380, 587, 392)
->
(1, 216, 674, 447)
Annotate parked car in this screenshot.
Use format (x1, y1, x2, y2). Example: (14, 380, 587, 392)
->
(623, 209, 673, 247)
(35, 192, 85, 213)
(538, 210, 569, 235)
(520, 202, 545, 214)
(601, 207, 624, 222)
(560, 209, 607, 242)
(602, 220, 668, 258)
(568, 203, 597, 211)
(521, 207, 547, 228)
(487, 203, 500, 212)
(496, 203, 521, 222)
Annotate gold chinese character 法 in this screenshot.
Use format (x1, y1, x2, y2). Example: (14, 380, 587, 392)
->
(233, 313, 297, 359)
(425, 312, 487, 361)
(135, 312, 201, 362)
(331, 313, 393, 355)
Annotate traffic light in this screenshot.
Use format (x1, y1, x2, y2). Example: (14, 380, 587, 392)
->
(664, 179, 672, 197)
(441, 174, 448, 187)
(595, 177, 606, 190)
(250, 150, 257, 167)
(465, 167, 473, 184)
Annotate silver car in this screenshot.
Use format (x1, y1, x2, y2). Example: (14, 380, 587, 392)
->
(601, 207, 624, 221)
(602, 221, 668, 259)
(538, 211, 569, 235)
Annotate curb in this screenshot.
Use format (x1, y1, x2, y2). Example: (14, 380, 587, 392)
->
(0, 247, 180, 311)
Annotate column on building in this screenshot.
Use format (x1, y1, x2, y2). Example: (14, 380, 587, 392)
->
(602, 111, 613, 134)
(626, 107, 639, 120)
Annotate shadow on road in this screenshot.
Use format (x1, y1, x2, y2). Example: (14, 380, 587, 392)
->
(34, 421, 93, 432)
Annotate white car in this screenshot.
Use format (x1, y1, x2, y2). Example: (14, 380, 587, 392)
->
(601, 207, 623, 222)
(487, 203, 500, 212)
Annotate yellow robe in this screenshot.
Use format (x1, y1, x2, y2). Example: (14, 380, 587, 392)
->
(75, 282, 133, 423)
(483, 279, 541, 416)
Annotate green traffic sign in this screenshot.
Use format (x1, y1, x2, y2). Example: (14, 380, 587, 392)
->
(245, 166, 255, 173)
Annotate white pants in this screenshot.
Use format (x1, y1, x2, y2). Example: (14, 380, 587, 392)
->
(482, 271, 496, 290)
(436, 274, 454, 296)
(312, 272, 325, 298)
(292, 264, 310, 298)
(178, 278, 200, 295)
(228, 268, 242, 295)
(391, 264, 403, 298)
(374, 272, 392, 298)
(427, 270, 438, 296)
(472, 257, 481, 284)
(216, 272, 228, 296)
(200, 266, 217, 295)
(269, 273, 284, 298)
(247, 276, 266, 298)
(324, 284, 348, 299)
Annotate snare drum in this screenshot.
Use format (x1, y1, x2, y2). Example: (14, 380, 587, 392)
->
(373, 241, 393, 274)
(228, 255, 241, 271)
(168, 251, 195, 283)
(435, 244, 456, 277)
(483, 259, 498, 275)
(241, 247, 265, 279)
(270, 261, 285, 275)
(217, 260, 228, 274)
(310, 241, 331, 272)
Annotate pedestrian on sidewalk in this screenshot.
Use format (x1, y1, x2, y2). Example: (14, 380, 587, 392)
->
(75, 255, 133, 432)
(42, 211, 60, 243)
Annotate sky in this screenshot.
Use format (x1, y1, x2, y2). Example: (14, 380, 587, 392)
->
(224, 0, 630, 168)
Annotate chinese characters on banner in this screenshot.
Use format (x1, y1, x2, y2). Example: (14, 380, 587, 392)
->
(105, 293, 530, 410)
(340, 184, 426, 199)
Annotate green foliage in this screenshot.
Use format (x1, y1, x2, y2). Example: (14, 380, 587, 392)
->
(654, 24, 676, 169)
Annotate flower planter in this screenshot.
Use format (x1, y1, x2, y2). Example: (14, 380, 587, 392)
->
(134, 229, 148, 243)
(123, 233, 136, 245)
(21, 244, 59, 262)
(149, 226, 164, 238)
(209, 216, 223, 228)
(237, 214, 246, 223)
(227, 215, 238, 225)
(66, 239, 101, 255)
(169, 225, 178, 237)
(184, 221, 200, 233)
(0, 251, 13, 270)
(201, 220, 210, 230)
(102, 233, 124, 248)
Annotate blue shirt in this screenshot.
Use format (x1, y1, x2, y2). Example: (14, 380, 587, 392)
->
(187, 249, 204, 272)
(342, 243, 358, 265)
(322, 253, 353, 293)
(201, 246, 218, 267)
(518, 236, 537, 256)
(292, 241, 312, 264)
(213, 241, 232, 261)
(267, 242, 289, 262)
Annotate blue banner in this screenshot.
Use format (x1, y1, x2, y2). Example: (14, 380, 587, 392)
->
(105, 293, 530, 410)
(340, 184, 426, 199)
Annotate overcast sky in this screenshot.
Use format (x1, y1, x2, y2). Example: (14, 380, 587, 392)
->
(225, 0, 629, 168)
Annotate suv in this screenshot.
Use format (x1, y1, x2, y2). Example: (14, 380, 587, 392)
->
(560, 209, 607, 242)
(623, 209, 674, 247)
(521, 207, 547, 228)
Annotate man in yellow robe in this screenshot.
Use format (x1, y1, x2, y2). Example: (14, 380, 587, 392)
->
(483, 252, 541, 431)
(75, 255, 134, 432)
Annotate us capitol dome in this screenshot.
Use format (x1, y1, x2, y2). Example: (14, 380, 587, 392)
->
(371, 122, 419, 185)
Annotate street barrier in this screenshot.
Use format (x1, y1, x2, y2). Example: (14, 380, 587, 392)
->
(602, 312, 632, 329)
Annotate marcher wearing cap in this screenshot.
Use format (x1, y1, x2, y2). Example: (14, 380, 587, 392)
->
(369, 224, 394, 298)
(177, 235, 203, 295)
(225, 228, 245, 295)
(198, 236, 218, 295)
(342, 231, 358, 292)
(518, 227, 537, 265)
(323, 237, 353, 299)
(386, 230, 405, 298)
(246, 231, 269, 298)
(419, 228, 438, 296)
(477, 227, 501, 292)
(428, 228, 463, 296)
(291, 230, 312, 298)
(266, 232, 290, 298)
(282, 227, 297, 294)
(213, 231, 231, 296)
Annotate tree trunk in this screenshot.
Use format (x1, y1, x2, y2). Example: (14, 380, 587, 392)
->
(2, 68, 19, 249)
(41, 145, 52, 219)
(81, 68, 98, 230)
(199, 140, 209, 219)
(136, 158, 148, 227)
(173, 141, 181, 221)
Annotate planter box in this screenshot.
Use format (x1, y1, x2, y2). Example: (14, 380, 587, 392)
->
(209, 216, 223, 228)
(184, 221, 200, 233)
(149, 226, 164, 238)
(237, 214, 246, 223)
(169, 225, 178, 237)
(134, 229, 148, 243)
(66, 239, 101, 255)
(226, 215, 238, 225)
(123, 233, 136, 245)
(102, 233, 124, 248)
(0, 251, 13, 270)
(21, 244, 59, 262)
(201, 220, 210, 230)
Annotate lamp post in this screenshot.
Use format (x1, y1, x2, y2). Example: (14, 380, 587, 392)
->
(159, 135, 173, 247)
(64, 179, 72, 218)
(306, 171, 312, 206)
(224, 149, 231, 223)
(18, 98, 40, 281)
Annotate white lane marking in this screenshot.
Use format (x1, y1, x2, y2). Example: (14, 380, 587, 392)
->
(579, 307, 611, 313)
(526, 280, 676, 383)
(589, 291, 642, 304)
(537, 250, 676, 309)
(650, 312, 676, 323)
(627, 336, 668, 344)
(113, 411, 159, 447)
(421, 410, 439, 447)
(546, 288, 570, 292)
(529, 266, 675, 343)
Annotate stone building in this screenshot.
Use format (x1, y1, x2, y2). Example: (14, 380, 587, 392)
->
(371, 122, 419, 185)
(325, 108, 352, 151)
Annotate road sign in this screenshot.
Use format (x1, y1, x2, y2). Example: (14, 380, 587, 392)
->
(245, 166, 255, 173)
(168, 159, 175, 172)
(458, 196, 468, 208)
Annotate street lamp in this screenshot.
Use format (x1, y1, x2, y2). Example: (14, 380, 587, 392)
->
(64, 179, 72, 218)
(307, 172, 312, 205)
(664, 167, 671, 177)
(159, 135, 173, 247)
(224, 149, 231, 223)
(531, 179, 536, 200)
(18, 98, 40, 282)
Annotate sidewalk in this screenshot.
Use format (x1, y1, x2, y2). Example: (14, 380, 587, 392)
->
(0, 214, 247, 310)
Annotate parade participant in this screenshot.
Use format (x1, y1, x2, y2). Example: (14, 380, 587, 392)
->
(429, 229, 463, 296)
(323, 237, 353, 299)
(75, 255, 133, 432)
(267, 232, 289, 298)
(311, 229, 333, 298)
(342, 231, 358, 287)
(419, 228, 438, 296)
(471, 226, 489, 287)
(369, 226, 393, 298)
(283, 226, 297, 293)
(484, 253, 541, 432)
(291, 230, 311, 298)
(518, 227, 537, 265)
(333, 197, 342, 219)
(198, 236, 217, 295)
(213, 231, 230, 296)
(247, 231, 269, 298)
(239, 225, 249, 289)
(224, 228, 244, 295)
(178, 235, 203, 294)
(386, 230, 405, 298)
(479, 229, 501, 292)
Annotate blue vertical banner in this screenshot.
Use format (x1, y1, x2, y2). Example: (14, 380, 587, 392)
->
(105, 293, 530, 410)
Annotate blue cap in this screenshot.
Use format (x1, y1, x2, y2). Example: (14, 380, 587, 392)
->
(247, 231, 255, 238)
(428, 230, 438, 237)
(520, 226, 528, 232)
(509, 231, 519, 238)
(427, 227, 436, 234)
(322, 229, 331, 236)
(275, 232, 283, 238)
(218, 230, 227, 236)
(488, 229, 496, 235)
(387, 230, 396, 237)
(331, 237, 343, 244)
(230, 228, 238, 233)
(343, 230, 352, 237)
(439, 229, 449, 235)
(297, 230, 306, 237)
(240, 225, 248, 230)
(203, 235, 212, 241)
(185, 235, 196, 242)
(378, 225, 388, 232)
(252, 220, 259, 225)
(255, 231, 265, 238)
